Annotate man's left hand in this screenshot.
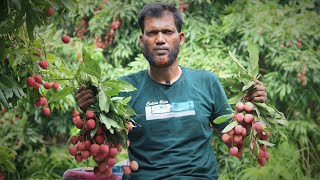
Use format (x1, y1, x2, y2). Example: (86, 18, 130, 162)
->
(243, 80, 267, 103)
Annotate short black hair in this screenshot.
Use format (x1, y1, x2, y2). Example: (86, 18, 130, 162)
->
(138, 2, 183, 33)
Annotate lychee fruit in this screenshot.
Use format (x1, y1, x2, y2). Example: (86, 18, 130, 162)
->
(39, 59, 49, 69)
(61, 35, 70, 44)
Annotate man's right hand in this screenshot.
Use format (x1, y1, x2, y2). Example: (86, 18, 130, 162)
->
(76, 86, 95, 111)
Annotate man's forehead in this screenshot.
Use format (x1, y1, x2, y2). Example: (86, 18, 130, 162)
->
(143, 13, 176, 30)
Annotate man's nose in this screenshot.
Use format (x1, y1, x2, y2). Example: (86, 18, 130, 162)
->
(155, 32, 165, 45)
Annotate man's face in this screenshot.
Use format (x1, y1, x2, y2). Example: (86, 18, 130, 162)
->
(139, 13, 185, 68)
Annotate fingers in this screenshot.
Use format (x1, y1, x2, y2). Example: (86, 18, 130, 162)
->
(244, 81, 267, 103)
(76, 89, 94, 101)
(76, 86, 95, 111)
(79, 98, 95, 111)
(249, 90, 267, 102)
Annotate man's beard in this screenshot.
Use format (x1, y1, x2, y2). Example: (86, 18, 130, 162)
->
(141, 42, 180, 68)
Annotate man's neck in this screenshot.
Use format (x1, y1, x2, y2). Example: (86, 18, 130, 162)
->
(148, 62, 182, 85)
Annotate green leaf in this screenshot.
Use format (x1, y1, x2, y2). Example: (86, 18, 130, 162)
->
(60, 0, 76, 12)
(222, 121, 238, 133)
(242, 81, 254, 92)
(120, 96, 131, 104)
(79, 64, 101, 80)
(124, 105, 137, 116)
(82, 49, 101, 79)
(247, 42, 259, 78)
(257, 139, 275, 147)
(100, 113, 120, 131)
(228, 50, 247, 73)
(0, 73, 16, 88)
(227, 92, 244, 104)
(46, 53, 57, 63)
(213, 113, 234, 124)
(98, 90, 110, 113)
(107, 79, 136, 92)
(48, 87, 74, 102)
(3, 159, 16, 172)
(0, 90, 9, 109)
(277, 120, 289, 126)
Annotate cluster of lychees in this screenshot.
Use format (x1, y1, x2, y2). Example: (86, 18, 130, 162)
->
(297, 68, 307, 87)
(104, 19, 121, 45)
(69, 110, 139, 177)
(75, 16, 88, 39)
(222, 102, 270, 166)
(94, 19, 121, 49)
(279, 37, 302, 49)
(26, 49, 61, 117)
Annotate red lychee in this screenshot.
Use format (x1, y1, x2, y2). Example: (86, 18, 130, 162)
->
(61, 35, 70, 44)
(42, 108, 50, 117)
(52, 82, 59, 90)
(129, 160, 139, 171)
(39, 59, 49, 69)
(47, 7, 53, 17)
(43, 82, 51, 89)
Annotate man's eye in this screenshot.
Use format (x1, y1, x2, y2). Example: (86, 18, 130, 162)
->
(164, 30, 174, 34)
(147, 31, 157, 36)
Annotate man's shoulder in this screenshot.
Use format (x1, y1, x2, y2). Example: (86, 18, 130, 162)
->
(119, 69, 147, 83)
(183, 66, 217, 80)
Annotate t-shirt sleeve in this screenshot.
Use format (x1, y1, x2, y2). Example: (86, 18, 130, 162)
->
(209, 73, 233, 129)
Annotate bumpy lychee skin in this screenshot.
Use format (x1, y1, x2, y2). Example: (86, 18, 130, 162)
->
(77, 142, 86, 151)
(62, 35, 70, 44)
(34, 75, 42, 84)
(27, 77, 37, 87)
(52, 82, 59, 90)
(235, 113, 244, 122)
(70, 135, 78, 145)
(253, 122, 264, 132)
(244, 114, 254, 124)
(69, 146, 77, 156)
(109, 148, 118, 157)
(42, 108, 50, 117)
(75, 153, 83, 162)
(90, 144, 100, 156)
(86, 110, 95, 119)
(234, 125, 243, 135)
(86, 119, 96, 130)
(81, 150, 90, 160)
(107, 157, 117, 167)
(129, 160, 139, 171)
(95, 135, 105, 145)
(235, 102, 245, 111)
(244, 102, 254, 112)
(222, 133, 231, 143)
(99, 144, 109, 154)
(123, 166, 131, 175)
(39, 59, 49, 69)
(75, 120, 84, 129)
(43, 82, 51, 89)
(230, 146, 238, 156)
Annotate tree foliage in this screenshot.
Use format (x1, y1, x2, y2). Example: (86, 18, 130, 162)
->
(0, 0, 319, 179)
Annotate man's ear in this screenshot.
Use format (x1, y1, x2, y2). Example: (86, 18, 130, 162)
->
(139, 34, 143, 48)
(179, 32, 185, 46)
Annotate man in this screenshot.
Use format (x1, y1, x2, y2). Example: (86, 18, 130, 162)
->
(76, 2, 267, 179)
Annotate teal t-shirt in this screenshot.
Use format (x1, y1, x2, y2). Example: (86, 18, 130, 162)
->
(120, 66, 231, 180)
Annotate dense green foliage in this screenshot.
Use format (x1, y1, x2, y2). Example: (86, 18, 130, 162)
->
(0, 0, 319, 179)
